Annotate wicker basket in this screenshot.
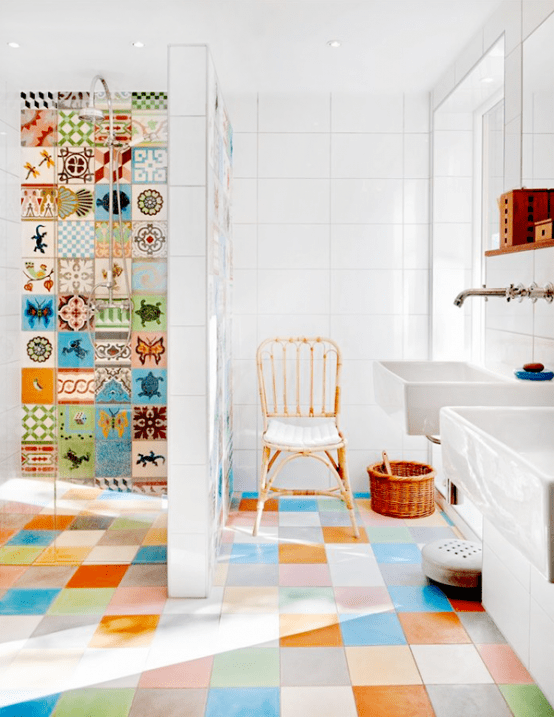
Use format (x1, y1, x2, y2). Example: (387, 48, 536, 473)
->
(367, 460, 435, 519)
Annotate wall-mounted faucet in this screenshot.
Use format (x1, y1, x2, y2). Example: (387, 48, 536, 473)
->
(454, 283, 554, 307)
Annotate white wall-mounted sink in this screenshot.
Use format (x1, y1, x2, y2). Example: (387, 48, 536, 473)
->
(373, 361, 554, 436)
(440, 406, 554, 581)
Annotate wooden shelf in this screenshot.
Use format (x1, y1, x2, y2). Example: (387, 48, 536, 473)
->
(485, 240, 554, 257)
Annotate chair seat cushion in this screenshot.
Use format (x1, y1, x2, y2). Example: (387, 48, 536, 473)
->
(264, 420, 342, 448)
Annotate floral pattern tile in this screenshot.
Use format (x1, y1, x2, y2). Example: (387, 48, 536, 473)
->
(23, 333, 56, 368)
(21, 109, 57, 146)
(132, 185, 167, 220)
(95, 366, 132, 403)
(58, 147, 95, 184)
(94, 332, 132, 365)
(58, 258, 95, 295)
(131, 221, 167, 258)
(95, 221, 132, 258)
(132, 405, 167, 440)
(58, 295, 93, 332)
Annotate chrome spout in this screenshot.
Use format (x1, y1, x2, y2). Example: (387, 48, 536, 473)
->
(453, 285, 511, 307)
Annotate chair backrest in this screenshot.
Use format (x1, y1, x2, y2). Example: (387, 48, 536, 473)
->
(257, 337, 342, 428)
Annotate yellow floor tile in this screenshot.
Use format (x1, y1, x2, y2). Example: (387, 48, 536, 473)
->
(89, 614, 160, 648)
(34, 546, 92, 565)
(346, 646, 422, 685)
(222, 586, 279, 613)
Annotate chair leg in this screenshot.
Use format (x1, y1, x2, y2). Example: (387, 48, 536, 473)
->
(253, 446, 271, 536)
(338, 447, 360, 539)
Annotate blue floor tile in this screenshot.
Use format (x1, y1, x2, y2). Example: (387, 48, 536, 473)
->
(206, 688, 279, 717)
(340, 611, 407, 645)
(354, 492, 371, 499)
(5, 531, 60, 547)
(0, 589, 61, 615)
(229, 543, 279, 564)
(241, 492, 258, 499)
(0, 694, 60, 716)
(279, 498, 318, 512)
(388, 585, 453, 612)
(372, 543, 422, 564)
(133, 546, 167, 563)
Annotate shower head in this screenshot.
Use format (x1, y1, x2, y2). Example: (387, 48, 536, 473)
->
(78, 105, 104, 123)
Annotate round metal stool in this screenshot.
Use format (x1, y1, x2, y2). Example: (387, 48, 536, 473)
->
(421, 539, 482, 588)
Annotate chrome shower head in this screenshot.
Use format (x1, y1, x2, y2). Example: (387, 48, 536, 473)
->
(78, 105, 104, 123)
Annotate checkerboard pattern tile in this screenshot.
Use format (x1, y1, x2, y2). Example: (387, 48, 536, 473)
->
(57, 222, 95, 258)
(0, 491, 550, 716)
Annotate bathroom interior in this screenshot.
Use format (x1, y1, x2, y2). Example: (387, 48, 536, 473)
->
(1, 0, 554, 715)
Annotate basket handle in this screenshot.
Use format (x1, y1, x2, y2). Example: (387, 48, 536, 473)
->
(382, 451, 392, 475)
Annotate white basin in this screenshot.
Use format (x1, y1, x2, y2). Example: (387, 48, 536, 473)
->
(441, 406, 554, 580)
(373, 360, 554, 435)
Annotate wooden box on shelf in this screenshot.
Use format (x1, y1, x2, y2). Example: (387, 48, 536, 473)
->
(499, 188, 553, 247)
(535, 218, 553, 243)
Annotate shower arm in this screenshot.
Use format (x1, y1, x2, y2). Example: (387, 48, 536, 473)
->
(454, 282, 554, 307)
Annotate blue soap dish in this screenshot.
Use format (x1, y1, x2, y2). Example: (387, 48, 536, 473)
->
(514, 369, 554, 381)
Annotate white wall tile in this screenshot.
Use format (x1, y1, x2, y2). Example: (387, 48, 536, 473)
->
(257, 269, 330, 315)
(258, 225, 329, 269)
(484, 328, 534, 377)
(504, 116, 522, 191)
(432, 65, 457, 110)
(168, 396, 207, 465)
(404, 179, 429, 224)
(330, 315, 404, 360)
(331, 179, 403, 224)
(232, 314, 258, 360)
(233, 269, 257, 315)
(331, 225, 403, 270)
(403, 315, 430, 360)
(257, 314, 331, 341)
(505, 46, 523, 126)
(522, 0, 554, 40)
(331, 94, 403, 133)
(225, 92, 258, 132)
(168, 465, 209, 533)
(331, 135, 403, 179)
(233, 179, 258, 223)
(258, 179, 330, 223)
(342, 404, 403, 451)
(433, 130, 473, 177)
(433, 177, 472, 223)
(403, 134, 430, 179)
(169, 187, 206, 256)
(404, 225, 430, 269)
(167, 532, 208, 598)
(232, 359, 259, 405)
(258, 94, 330, 133)
(233, 404, 259, 450)
(169, 117, 206, 185)
(403, 270, 429, 315)
(233, 224, 257, 269)
(259, 134, 329, 178)
(169, 328, 206, 395)
(169, 45, 207, 116)
(168, 257, 206, 325)
(455, 31, 485, 85)
(232, 133, 257, 178)
(341, 360, 377, 406)
(483, 0, 521, 56)
(331, 270, 403, 315)
(404, 93, 430, 133)
(232, 449, 259, 491)
(433, 223, 472, 270)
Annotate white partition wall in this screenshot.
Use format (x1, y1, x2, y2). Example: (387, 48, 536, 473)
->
(167, 45, 233, 598)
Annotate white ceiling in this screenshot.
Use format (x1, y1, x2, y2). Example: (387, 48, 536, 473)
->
(1, 0, 505, 94)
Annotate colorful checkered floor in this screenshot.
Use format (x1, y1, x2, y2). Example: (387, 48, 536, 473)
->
(0, 484, 553, 717)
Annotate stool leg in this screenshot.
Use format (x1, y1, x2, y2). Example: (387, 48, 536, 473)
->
(338, 447, 359, 539)
(253, 446, 271, 536)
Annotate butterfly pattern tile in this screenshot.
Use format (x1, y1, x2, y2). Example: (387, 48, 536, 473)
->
(95, 405, 131, 441)
(22, 295, 56, 331)
(131, 332, 167, 368)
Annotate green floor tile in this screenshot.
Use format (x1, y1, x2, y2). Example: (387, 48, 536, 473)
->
(365, 526, 414, 543)
(317, 499, 348, 512)
(53, 688, 135, 717)
(279, 587, 336, 612)
(109, 517, 154, 531)
(499, 685, 554, 717)
(0, 546, 45, 565)
(210, 648, 280, 687)
(47, 588, 115, 615)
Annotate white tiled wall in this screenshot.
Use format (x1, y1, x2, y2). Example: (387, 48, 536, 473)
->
(227, 91, 431, 494)
(0, 81, 21, 485)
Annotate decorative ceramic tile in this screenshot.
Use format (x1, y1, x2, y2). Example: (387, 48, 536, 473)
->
(58, 295, 93, 331)
(95, 366, 132, 403)
(94, 146, 132, 184)
(21, 109, 57, 146)
(22, 220, 56, 258)
(21, 186, 57, 220)
(132, 92, 168, 111)
(129, 478, 166, 496)
(22, 295, 56, 331)
(132, 369, 167, 405)
(132, 185, 167, 220)
(95, 221, 132, 258)
(57, 109, 94, 145)
(95, 112, 132, 146)
(57, 221, 95, 257)
(58, 258, 94, 294)
(132, 148, 167, 184)
(58, 185, 94, 220)
(132, 405, 167, 440)
(131, 221, 167, 258)
(95, 186, 132, 221)
(96, 405, 131, 441)
(23, 334, 56, 368)
(21, 91, 56, 110)
(21, 147, 56, 184)
(94, 331, 132, 365)
(22, 258, 55, 293)
(131, 113, 168, 146)
(95, 91, 132, 110)
(94, 299, 131, 330)
(132, 440, 167, 478)
(21, 444, 57, 477)
(96, 440, 132, 477)
(94, 258, 131, 296)
(131, 332, 167, 368)
(57, 92, 90, 110)
(57, 369, 95, 404)
(132, 261, 167, 293)
(21, 367, 55, 404)
(132, 295, 166, 330)
(57, 147, 95, 184)
(58, 404, 95, 440)
(22, 405, 57, 443)
(58, 438, 95, 479)
(58, 332, 95, 369)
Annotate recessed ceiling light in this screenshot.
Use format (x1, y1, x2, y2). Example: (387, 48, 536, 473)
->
(132, 41, 145, 48)
(7, 42, 20, 48)
(481, 77, 494, 83)
(327, 40, 341, 48)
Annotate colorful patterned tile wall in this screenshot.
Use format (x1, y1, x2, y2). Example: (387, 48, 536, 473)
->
(20, 90, 168, 495)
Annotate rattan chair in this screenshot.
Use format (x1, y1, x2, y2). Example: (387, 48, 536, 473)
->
(253, 336, 359, 538)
